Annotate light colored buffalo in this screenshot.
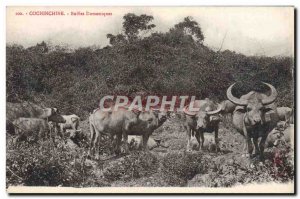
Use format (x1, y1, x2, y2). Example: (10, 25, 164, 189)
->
(220, 100, 236, 115)
(182, 98, 222, 152)
(58, 114, 80, 133)
(89, 107, 168, 159)
(127, 135, 159, 150)
(12, 118, 52, 144)
(227, 82, 279, 161)
(6, 102, 63, 134)
(266, 122, 294, 148)
(7, 102, 59, 121)
(277, 107, 293, 124)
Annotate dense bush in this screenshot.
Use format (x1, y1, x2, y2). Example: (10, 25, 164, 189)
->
(6, 14, 294, 120)
(188, 148, 294, 187)
(161, 151, 209, 186)
(103, 151, 158, 182)
(6, 140, 107, 187)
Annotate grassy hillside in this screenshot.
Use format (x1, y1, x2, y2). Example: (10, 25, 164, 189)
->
(6, 14, 294, 118)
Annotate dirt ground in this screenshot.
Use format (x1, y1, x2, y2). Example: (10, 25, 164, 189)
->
(73, 116, 294, 187)
(6, 116, 294, 188)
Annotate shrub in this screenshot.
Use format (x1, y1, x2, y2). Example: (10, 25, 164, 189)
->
(161, 151, 209, 186)
(103, 151, 158, 182)
(6, 140, 105, 187)
(6, 15, 294, 116)
(187, 149, 294, 187)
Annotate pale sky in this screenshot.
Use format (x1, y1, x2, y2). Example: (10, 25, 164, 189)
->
(6, 7, 294, 56)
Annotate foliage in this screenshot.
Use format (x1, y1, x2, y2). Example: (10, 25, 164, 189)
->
(6, 140, 107, 187)
(6, 13, 294, 120)
(107, 13, 156, 45)
(161, 151, 209, 186)
(188, 148, 294, 187)
(173, 17, 204, 43)
(103, 151, 158, 182)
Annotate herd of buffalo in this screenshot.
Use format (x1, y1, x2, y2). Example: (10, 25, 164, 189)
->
(6, 82, 294, 163)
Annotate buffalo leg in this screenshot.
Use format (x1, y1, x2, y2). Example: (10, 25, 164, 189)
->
(246, 136, 253, 158)
(60, 126, 64, 135)
(13, 135, 21, 147)
(185, 126, 192, 151)
(115, 133, 122, 156)
(199, 131, 205, 150)
(38, 130, 44, 141)
(72, 121, 79, 130)
(57, 125, 65, 142)
(89, 124, 96, 157)
(259, 136, 267, 161)
(122, 133, 130, 154)
(195, 131, 201, 151)
(253, 136, 260, 157)
(142, 134, 150, 151)
(110, 134, 116, 155)
(214, 127, 220, 153)
(94, 131, 101, 160)
(242, 136, 247, 156)
(200, 131, 205, 151)
(49, 128, 56, 144)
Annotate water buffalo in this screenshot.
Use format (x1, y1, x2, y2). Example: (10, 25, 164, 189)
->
(89, 107, 168, 159)
(127, 135, 159, 150)
(182, 99, 222, 152)
(266, 122, 294, 148)
(219, 100, 236, 122)
(6, 102, 61, 134)
(12, 116, 65, 144)
(220, 100, 236, 115)
(58, 114, 80, 133)
(277, 107, 293, 125)
(227, 82, 279, 161)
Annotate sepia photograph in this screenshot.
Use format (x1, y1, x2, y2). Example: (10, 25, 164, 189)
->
(5, 6, 295, 194)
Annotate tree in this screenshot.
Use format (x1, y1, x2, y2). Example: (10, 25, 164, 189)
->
(106, 34, 126, 46)
(172, 17, 204, 43)
(123, 13, 156, 41)
(107, 13, 156, 45)
(27, 41, 49, 54)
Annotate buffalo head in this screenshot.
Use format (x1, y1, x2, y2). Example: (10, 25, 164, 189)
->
(153, 109, 170, 125)
(196, 104, 222, 129)
(138, 109, 169, 130)
(227, 82, 277, 126)
(220, 100, 236, 114)
(39, 107, 59, 118)
(47, 108, 66, 123)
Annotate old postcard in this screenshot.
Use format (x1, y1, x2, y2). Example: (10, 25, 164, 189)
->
(6, 6, 295, 194)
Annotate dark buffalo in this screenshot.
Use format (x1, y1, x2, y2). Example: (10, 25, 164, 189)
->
(182, 98, 222, 152)
(227, 82, 279, 161)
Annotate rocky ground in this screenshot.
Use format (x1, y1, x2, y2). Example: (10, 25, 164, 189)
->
(6, 116, 294, 188)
